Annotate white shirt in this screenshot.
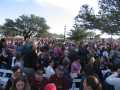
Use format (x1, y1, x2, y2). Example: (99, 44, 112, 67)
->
(15, 61, 24, 69)
(11, 57, 16, 67)
(11, 57, 24, 69)
(103, 51, 109, 58)
(45, 65, 55, 78)
(106, 72, 120, 90)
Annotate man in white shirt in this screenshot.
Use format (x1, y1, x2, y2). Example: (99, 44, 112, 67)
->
(45, 60, 55, 79)
(106, 65, 120, 90)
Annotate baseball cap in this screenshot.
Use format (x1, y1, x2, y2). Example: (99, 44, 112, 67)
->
(44, 83, 56, 90)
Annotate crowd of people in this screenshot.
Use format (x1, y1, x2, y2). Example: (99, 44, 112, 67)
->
(0, 36, 120, 90)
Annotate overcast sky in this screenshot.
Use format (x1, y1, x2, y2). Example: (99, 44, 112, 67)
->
(0, 0, 99, 34)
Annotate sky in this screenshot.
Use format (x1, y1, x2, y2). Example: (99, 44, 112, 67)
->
(0, 0, 99, 35)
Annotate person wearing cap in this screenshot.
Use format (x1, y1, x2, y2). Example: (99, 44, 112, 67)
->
(44, 83, 56, 90)
(48, 65, 69, 90)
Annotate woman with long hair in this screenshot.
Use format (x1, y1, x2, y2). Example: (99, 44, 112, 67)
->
(5, 66, 23, 90)
(83, 75, 102, 90)
(10, 76, 31, 90)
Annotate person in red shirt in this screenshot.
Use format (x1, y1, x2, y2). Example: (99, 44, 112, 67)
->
(48, 65, 69, 90)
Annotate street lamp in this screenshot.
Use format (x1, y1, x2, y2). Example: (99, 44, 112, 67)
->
(64, 25, 66, 41)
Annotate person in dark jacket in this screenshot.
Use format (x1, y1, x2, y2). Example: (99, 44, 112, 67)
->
(22, 36, 37, 77)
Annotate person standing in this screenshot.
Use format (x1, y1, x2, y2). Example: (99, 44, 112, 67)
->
(31, 70, 47, 90)
(22, 36, 37, 77)
(48, 65, 69, 90)
(44, 83, 56, 90)
(83, 75, 102, 90)
(10, 76, 31, 90)
(45, 60, 55, 79)
(106, 65, 120, 90)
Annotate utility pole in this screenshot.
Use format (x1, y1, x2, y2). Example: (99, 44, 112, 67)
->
(64, 25, 66, 41)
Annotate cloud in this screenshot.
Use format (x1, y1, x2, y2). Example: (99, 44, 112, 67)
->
(35, 0, 80, 9)
(33, 0, 99, 34)
(34, 0, 98, 15)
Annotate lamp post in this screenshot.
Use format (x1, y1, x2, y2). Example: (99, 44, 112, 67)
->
(64, 25, 66, 41)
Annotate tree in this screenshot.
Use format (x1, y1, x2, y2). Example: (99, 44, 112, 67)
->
(69, 24, 89, 41)
(95, 34, 101, 39)
(2, 14, 49, 37)
(75, 5, 97, 30)
(2, 19, 18, 36)
(87, 31, 96, 39)
(98, 0, 120, 35)
(75, 2, 120, 36)
(0, 26, 5, 36)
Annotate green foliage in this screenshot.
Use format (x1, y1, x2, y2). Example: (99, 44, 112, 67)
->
(75, 1, 120, 36)
(95, 34, 101, 39)
(70, 5, 96, 41)
(2, 14, 49, 37)
(98, 0, 120, 35)
(75, 5, 97, 29)
(69, 24, 89, 41)
(87, 31, 96, 39)
(2, 19, 17, 36)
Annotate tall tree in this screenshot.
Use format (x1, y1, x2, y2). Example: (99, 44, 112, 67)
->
(69, 24, 89, 41)
(75, 5, 97, 29)
(2, 14, 49, 37)
(98, 0, 120, 35)
(2, 19, 18, 36)
(75, 2, 120, 36)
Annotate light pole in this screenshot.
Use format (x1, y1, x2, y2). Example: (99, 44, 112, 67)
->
(64, 25, 66, 41)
